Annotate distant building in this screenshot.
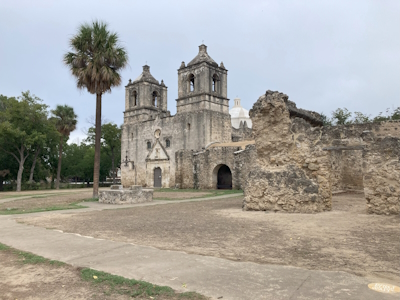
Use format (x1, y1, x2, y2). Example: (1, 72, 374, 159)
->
(229, 98, 252, 129)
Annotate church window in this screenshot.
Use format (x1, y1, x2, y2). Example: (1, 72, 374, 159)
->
(166, 139, 171, 148)
(188, 123, 191, 130)
(130, 90, 137, 107)
(133, 90, 137, 106)
(212, 74, 219, 92)
(147, 141, 151, 149)
(189, 74, 195, 92)
(152, 91, 159, 107)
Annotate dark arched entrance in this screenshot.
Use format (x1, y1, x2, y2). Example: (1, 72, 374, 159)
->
(217, 165, 232, 189)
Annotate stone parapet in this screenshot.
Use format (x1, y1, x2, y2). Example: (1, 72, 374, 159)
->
(99, 185, 153, 204)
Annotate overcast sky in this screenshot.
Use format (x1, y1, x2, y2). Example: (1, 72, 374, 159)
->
(1, 0, 399, 143)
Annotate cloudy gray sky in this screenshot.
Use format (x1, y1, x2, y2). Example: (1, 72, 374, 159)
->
(1, 0, 399, 143)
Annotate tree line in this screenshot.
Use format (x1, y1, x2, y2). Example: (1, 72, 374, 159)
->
(322, 107, 400, 126)
(0, 91, 121, 192)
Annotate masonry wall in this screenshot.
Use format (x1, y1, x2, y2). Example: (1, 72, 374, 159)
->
(322, 121, 400, 192)
(363, 137, 400, 215)
(175, 145, 257, 190)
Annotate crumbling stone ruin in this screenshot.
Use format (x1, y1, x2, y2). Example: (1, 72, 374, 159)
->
(243, 91, 331, 213)
(242, 90, 400, 215)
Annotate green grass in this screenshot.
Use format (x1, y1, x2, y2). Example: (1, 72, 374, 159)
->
(81, 197, 99, 202)
(0, 202, 88, 215)
(154, 188, 243, 200)
(81, 268, 206, 299)
(0, 242, 64, 266)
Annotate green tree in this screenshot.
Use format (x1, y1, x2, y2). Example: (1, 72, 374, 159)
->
(51, 105, 77, 189)
(0, 92, 49, 191)
(373, 107, 400, 122)
(331, 108, 352, 125)
(353, 112, 371, 124)
(64, 20, 128, 198)
(86, 123, 121, 183)
(320, 112, 332, 126)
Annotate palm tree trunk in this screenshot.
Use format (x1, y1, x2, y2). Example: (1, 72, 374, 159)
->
(29, 147, 40, 183)
(93, 93, 102, 198)
(111, 147, 115, 184)
(56, 136, 63, 190)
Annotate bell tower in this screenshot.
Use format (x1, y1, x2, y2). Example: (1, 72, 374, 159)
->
(174, 45, 231, 149)
(176, 44, 229, 114)
(124, 65, 169, 123)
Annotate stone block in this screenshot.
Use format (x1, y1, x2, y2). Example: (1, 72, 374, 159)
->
(99, 186, 153, 204)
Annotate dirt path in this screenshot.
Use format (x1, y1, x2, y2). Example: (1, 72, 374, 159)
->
(19, 192, 400, 283)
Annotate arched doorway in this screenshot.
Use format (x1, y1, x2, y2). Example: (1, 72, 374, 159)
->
(154, 167, 162, 187)
(214, 165, 232, 189)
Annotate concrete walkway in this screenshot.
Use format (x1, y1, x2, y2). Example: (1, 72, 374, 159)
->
(0, 197, 398, 300)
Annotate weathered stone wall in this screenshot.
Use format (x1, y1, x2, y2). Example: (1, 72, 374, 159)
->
(243, 91, 332, 213)
(362, 137, 400, 215)
(231, 122, 253, 142)
(175, 144, 257, 190)
(99, 185, 153, 204)
(322, 121, 400, 192)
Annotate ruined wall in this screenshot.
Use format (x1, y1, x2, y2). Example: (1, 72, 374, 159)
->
(363, 137, 400, 215)
(243, 91, 332, 213)
(231, 123, 253, 142)
(322, 121, 400, 192)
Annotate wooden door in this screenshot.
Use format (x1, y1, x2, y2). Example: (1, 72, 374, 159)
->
(154, 167, 162, 187)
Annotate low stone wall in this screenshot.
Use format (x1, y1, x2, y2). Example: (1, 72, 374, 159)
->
(363, 137, 400, 215)
(99, 185, 153, 204)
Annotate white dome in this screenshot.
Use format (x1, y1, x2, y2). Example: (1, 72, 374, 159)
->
(229, 107, 250, 118)
(229, 98, 252, 129)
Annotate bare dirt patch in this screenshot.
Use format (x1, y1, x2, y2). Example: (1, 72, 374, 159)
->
(0, 249, 122, 300)
(0, 245, 207, 300)
(154, 191, 211, 199)
(21, 192, 400, 283)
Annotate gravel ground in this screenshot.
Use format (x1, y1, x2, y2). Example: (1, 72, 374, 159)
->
(20, 192, 400, 283)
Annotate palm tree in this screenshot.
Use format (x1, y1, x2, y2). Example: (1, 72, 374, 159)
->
(64, 21, 128, 198)
(51, 105, 77, 189)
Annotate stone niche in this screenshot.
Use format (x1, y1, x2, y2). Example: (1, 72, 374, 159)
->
(99, 185, 153, 204)
(243, 90, 331, 213)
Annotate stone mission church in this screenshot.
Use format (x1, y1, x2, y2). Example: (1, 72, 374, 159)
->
(121, 44, 252, 188)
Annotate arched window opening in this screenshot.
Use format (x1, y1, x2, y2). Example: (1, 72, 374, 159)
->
(152, 91, 159, 107)
(166, 139, 171, 148)
(130, 90, 137, 107)
(189, 74, 195, 92)
(212, 74, 219, 92)
(133, 90, 137, 106)
(187, 123, 191, 131)
(147, 141, 151, 149)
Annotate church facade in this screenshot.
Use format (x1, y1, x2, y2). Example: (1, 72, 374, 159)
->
(121, 45, 236, 188)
